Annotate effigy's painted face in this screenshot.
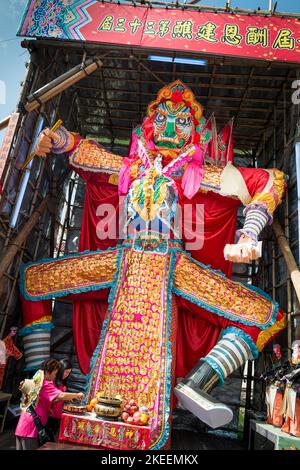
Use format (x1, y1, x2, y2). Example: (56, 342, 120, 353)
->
(153, 102, 193, 149)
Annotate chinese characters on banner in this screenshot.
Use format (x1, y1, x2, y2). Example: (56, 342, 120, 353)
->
(0, 113, 19, 183)
(18, 1, 300, 63)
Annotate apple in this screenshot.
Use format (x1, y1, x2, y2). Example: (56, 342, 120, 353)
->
(121, 412, 129, 422)
(133, 417, 141, 425)
(127, 416, 134, 424)
(128, 399, 136, 406)
(124, 404, 131, 412)
(130, 405, 139, 414)
(133, 411, 141, 420)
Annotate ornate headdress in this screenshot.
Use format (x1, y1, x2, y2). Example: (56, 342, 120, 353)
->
(141, 80, 207, 145)
(147, 80, 203, 126)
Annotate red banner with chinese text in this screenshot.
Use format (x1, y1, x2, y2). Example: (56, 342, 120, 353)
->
(18, 1, 300, 63)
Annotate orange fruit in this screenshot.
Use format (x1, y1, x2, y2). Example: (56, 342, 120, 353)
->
(86, 404, 93, 412)
(140, 413, 149, 425)
(90, 398, 97, 408)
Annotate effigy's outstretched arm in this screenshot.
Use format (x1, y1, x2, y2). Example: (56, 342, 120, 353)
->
(20, 248, 119, 301)
(206, 163, 287, 263)
(34, 126, 123, 177)
(19, 244, 119, 371)
(173, 250, 286, 346)
(173, 250, 287, 428)
(234, 166, 286, 243)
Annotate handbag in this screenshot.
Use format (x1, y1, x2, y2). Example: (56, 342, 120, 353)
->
(28, 405, 51, 446)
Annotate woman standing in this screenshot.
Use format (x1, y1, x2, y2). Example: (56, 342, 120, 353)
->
(46, 359, 73, 441)
(15, 358, 83, 450)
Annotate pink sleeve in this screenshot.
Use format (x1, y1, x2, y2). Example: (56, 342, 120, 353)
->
(43, 381, 62, 402)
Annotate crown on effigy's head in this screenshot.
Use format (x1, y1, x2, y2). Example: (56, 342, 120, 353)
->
(147, 80, 203, 126)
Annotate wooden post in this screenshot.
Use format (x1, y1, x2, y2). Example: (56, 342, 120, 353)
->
(272, 220, 300, 305)
(0, 195, 50, 295)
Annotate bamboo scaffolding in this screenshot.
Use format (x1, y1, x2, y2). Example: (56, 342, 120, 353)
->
(0, 115, 11, 131)
(75, 81, 285, 93)
(272, 220, 300, 306)
(77, 94, 286, 106)
(77, 101, 285, 114)
(84, 67, 296, 82)
(0, 195, 50, 296)
(21, 39, 300, 71)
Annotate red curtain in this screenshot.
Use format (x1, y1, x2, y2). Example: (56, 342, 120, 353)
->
(175, 190, 240, 377)
(21, 297, 52, 326)
(72, 171, 119, 373)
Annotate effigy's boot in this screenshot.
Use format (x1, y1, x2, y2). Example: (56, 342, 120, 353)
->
(175, 329, 255, 429)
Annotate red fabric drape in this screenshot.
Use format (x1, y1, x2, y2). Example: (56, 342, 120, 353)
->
(73, 171, 120, 373)
(21, 297, 52, 326)
(175, 190, 240, 377)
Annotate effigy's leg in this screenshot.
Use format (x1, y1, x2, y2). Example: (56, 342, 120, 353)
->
(173, 251, 287, 429)
(86, 241, 178, 450)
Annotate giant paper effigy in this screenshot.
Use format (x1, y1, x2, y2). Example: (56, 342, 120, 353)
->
(20, 81, 287, 449)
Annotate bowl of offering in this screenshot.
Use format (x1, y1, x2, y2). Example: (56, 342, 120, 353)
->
(94, 396, 123, 420)
(63, 400, 87, 414)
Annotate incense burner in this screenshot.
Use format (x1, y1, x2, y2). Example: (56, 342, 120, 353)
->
(94, 396, 123, 420)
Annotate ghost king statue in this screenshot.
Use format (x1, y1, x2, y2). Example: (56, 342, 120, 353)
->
(20, 81, 286, 448)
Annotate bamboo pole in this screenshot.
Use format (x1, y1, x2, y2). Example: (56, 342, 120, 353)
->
(272, 219, 300, 305)
(284, 192, 293, 356)
(0, 115, 10, 131)
(24, 57, 103, 113)
(0, 195, 50, 295)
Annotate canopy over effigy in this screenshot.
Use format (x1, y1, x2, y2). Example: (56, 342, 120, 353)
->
(18, 0, 300, 64)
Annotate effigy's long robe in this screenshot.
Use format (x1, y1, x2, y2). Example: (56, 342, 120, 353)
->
(21, 239, 284, 448)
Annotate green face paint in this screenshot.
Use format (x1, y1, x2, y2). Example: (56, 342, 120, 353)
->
(153, 102, 193, 149)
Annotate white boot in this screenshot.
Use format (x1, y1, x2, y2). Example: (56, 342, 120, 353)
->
(175, 329, 257, 429)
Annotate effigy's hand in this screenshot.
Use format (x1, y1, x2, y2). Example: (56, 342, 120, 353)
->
(35, 128, 60, 158)
(224, 235, 262, 263)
